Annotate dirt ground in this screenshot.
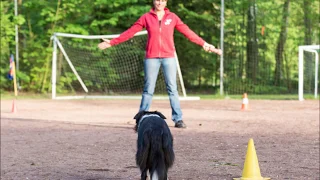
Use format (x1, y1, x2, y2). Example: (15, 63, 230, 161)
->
(1, 99, 319, 180)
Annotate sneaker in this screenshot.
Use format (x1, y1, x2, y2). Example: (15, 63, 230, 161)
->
(175, 120, 187, 128)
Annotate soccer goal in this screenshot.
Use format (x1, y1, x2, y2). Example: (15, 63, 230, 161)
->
(298, 45, 319, 101)
(51, 31, 199, 100)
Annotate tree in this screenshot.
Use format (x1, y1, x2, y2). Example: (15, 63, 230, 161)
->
(274, 0, 290, 86)
(303, 0, 314, 92)
(0, 1, 25, 90)
(246, 0, 258, 83)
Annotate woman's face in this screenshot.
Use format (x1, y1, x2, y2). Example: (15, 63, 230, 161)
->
(153, 0, 167, 11)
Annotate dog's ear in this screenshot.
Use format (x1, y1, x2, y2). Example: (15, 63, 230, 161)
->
(154, 111, 166, 119)
(134, 111, 146, 133)
(134, 111, 146, 120)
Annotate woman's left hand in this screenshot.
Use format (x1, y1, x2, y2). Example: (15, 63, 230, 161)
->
(203, 42, 212, 52)
(203, 42, 222, 55)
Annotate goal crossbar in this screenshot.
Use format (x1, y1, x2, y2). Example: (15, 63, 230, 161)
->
(54, 31, 147, 39)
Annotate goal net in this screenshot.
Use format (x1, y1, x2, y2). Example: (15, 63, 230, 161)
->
(51, 31, 199, 100)
(298, 45, 319, 101)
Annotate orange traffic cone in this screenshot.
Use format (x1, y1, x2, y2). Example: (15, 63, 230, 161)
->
(241, 93, 249, 111)
(11, 99, 17, 113)
(233, 139, 270, 180)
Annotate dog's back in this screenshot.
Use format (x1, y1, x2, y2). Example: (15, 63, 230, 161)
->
(134, 111, 175, 180)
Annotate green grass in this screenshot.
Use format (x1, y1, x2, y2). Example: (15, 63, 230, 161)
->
(1, 91, 319, 100)
(191, 94, 319, 100)
(0, 92, 51, 100)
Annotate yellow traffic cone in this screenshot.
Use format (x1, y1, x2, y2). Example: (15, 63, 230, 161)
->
(234, 139, 270, 180)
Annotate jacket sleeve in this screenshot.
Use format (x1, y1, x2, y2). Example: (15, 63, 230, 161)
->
(110, 15, 145, 46)
(174, 15, 206, 47)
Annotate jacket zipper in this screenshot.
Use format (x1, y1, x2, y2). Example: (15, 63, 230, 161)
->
(159, 20, 162, 57)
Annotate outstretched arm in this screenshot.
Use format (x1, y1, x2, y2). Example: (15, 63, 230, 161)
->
(175, 16, 222, 55)
(98, 16, 145, 50)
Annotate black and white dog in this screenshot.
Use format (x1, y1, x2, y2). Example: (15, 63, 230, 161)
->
(134, 111, 175, 180)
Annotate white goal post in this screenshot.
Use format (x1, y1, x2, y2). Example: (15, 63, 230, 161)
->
(298, 45, 319, 101)
(51, 30, 200, 100)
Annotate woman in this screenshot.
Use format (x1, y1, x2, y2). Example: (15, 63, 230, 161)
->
(98, 0, 222, 128)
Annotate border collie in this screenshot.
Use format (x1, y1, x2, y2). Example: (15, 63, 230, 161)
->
(134, 111, 175, 180)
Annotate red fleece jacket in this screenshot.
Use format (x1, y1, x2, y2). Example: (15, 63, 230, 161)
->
(110, 8, 206, 58)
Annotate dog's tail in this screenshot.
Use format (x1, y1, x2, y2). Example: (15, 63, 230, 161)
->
(150, 129, 175, 180)
(136, 128, 175, 180)
(149, 129, 166, 180)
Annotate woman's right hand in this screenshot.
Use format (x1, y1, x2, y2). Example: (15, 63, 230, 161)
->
(98, 38, 112, 50)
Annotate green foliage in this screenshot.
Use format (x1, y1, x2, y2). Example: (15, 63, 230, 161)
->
(1, 0, 319, 96)
(0, 1, 25, 90)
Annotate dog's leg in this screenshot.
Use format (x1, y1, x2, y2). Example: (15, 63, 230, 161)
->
(147, 170, 150, 180)
(141, 169, 148, 180)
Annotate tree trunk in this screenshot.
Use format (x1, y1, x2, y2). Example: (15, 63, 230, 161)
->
(246, 0, 258, 83)
(198, 69, 201, 87)
(274, 0, 290, 86)
(40, 0, 61, 93)
(303, 0, 313, 92)
(239, 8, 246, 79)
(303, 0, 312, 45)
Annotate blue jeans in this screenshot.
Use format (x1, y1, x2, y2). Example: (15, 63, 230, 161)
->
(139, 58, 183, 122)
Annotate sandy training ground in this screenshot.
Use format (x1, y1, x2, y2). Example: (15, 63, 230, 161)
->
(1, 99, 319, 179)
